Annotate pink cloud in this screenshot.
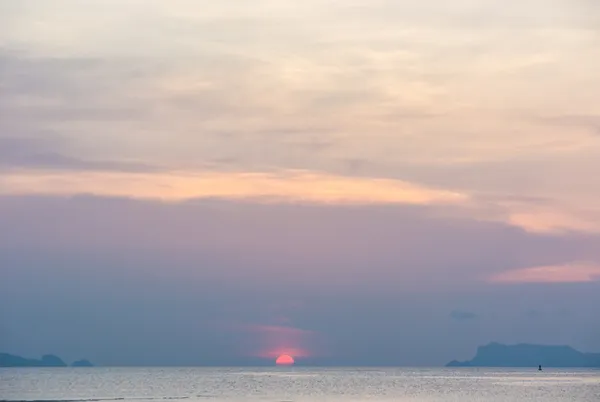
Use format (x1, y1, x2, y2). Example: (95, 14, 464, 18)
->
(230, 323, 320, 359)
(489, 262, 600, 284)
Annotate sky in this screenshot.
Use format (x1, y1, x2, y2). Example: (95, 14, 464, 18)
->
(1, 0, 600, 366)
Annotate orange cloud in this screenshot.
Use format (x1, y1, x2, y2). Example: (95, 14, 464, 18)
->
(0, 169, 467, 206)
(489, 262, 600, 284)
(477, 199, 600, 235)
(508, 209, 600, 235)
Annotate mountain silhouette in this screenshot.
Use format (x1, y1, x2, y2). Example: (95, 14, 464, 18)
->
(0, 353, 94, 367)
(447, 342, 600, 367)
(72, 359, 94, 367)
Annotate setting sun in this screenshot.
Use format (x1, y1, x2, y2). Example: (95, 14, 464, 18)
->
(275, 354, 295, 366)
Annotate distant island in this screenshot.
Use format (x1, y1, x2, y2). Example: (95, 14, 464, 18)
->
(447, 342, 600, 368)
(0, 353, 94, 367)
(72, 359, 94, 367)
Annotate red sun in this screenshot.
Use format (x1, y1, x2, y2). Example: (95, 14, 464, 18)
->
(275, 354, 295, 366)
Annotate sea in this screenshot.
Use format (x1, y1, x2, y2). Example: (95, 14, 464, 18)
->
(1, 367, 599, 402)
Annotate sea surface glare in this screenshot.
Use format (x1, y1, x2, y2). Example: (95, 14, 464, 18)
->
(1, 367, 599, 402)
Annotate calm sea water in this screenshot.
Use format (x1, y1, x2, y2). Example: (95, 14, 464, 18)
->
(1, 367, 599, 402)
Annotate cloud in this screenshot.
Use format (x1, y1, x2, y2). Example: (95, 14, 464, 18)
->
(3, 130, 600, 235)
(224, 324, 320, 359)
(450, 310, 478, 321)
(4, 2, 599, 174)
(0, 169, 468, 206)
(489, 262, 600, 284)
(1, 152, 159, 173)
(507, 208, 600, 235)
(0, 137, 161, 173)
(465, 194, 600, 235)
